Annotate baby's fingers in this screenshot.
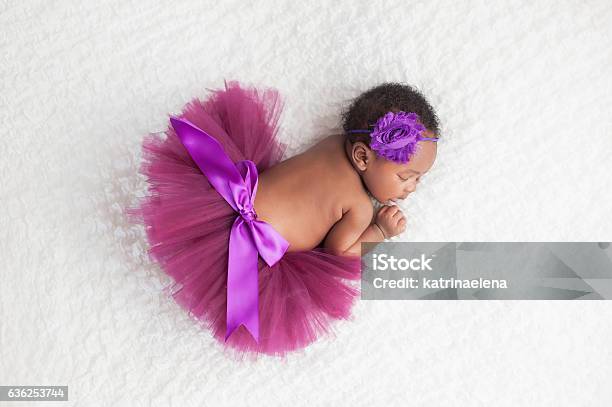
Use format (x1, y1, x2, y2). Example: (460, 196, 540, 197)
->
(378, 205, 395, 218)
(391, 208, 404, 219)
(398, 217, 407, 232)
(386, 205, 400, 216)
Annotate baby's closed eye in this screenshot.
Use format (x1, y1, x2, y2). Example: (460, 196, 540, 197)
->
(398, 174, 420, 181)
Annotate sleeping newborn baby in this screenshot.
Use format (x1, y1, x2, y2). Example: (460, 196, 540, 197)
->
(255, 93, 439, 255)
(130, 80, 440, 356)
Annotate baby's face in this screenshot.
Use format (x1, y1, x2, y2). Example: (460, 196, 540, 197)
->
(363, 140, 437, 205)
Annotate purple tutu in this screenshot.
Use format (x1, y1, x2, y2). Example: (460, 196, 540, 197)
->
(127, 80, 361, 357)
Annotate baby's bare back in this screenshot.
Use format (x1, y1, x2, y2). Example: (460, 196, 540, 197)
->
(253, 134, 371, 251)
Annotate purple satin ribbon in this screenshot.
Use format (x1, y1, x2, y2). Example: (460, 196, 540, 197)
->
(169, 117, 290, 343)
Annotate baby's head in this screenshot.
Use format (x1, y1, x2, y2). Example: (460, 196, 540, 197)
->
(341, 83, 440, 204)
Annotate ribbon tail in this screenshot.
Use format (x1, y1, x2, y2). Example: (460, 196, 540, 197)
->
(225, 217, 260, 343)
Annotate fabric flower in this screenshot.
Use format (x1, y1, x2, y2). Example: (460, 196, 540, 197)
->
(369, 111, 428, 163)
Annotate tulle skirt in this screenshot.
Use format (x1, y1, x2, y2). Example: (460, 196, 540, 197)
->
(127, 80, 361, 358)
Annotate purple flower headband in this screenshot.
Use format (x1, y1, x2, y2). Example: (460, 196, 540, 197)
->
(346, 111, 438, 163)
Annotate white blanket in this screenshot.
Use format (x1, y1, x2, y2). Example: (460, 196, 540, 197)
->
(2, 0, 611, 405)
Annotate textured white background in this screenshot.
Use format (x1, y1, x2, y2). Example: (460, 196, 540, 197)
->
(2, 0, 612, 405)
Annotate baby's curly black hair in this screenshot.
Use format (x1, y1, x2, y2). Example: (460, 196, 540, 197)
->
(341, 82, 440, 144)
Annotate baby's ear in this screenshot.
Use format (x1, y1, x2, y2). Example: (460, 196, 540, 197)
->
(351, 141, 371, 171)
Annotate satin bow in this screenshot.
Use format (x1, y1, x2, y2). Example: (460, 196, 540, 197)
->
(169, 117, 290, 343)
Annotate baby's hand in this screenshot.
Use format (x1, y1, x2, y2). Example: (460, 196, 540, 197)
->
(375, 205, 407, 239)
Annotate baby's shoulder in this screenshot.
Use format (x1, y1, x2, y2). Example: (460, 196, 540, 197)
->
(341, 182, 373, 219)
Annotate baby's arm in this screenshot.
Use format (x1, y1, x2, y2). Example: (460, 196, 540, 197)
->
(323, 205, 379, 256)
(324, 204, 407, 256)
